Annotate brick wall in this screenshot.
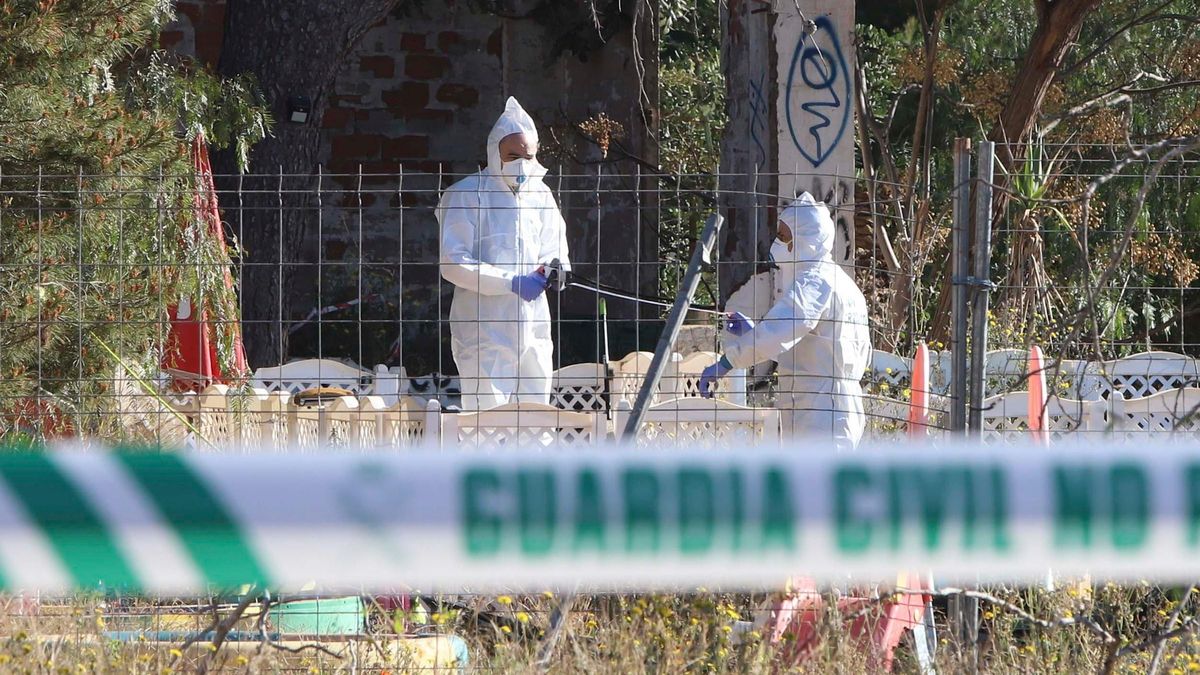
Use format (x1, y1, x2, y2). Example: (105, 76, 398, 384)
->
(164, 0, 658, 373)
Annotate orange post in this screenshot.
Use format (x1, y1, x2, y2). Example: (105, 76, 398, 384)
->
(908, 342, 930, 438)
(1028, 345, 1050, 444)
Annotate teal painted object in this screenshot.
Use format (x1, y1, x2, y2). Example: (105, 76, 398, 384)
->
(447, 634, 470, 669)
(105, 630, 277, 642)
(272, 596, 364, 635)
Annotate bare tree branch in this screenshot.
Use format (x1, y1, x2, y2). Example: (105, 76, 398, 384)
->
(1122, 78, 1200, 95)
(198, 592, 257, 674)
(1058, 0, 1177, 79)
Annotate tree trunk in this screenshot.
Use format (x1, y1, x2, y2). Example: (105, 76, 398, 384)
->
(717, 0, 775, 305)
(991, 0, 1103, 165)
(211, 0, 400, 368)
(929, 0, 1101, 343)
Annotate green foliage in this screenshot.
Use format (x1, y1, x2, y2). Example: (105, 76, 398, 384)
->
(856, 0, 1200, 351)
(659, 0, 723, 173)
(0, 0, 270, 440)
(656, 0, 724, 308)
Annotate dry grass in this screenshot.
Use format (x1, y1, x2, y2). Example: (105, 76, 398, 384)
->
(3, 583, 1200, 673)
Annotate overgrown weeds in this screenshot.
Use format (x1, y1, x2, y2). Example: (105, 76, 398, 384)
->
(5, 582, 1200, 673)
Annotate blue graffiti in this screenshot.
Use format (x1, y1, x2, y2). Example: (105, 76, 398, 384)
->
(748, 71, 768, 168)
(784, 16, 850, 167)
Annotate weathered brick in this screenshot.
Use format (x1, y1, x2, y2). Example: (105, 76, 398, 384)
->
(406, 108, 454, 124)
(437, 31, 464, 53)
(404, 54, 450, 80)
(382, 135, 430, 160)
(330, 134, 385, 159)
(393, 192, 419, 208)
(325, 239, 348, 260)
(174, 1, 203, 25)
(381, 82, 430, 116)
(358, 55, 395, 78)
(404, 160, 448, 175)
(194, 28, 224, 66)
(486, 27, 503, 56)
(436, 83, 479, 108)
(190, 2, 226, 67)
(332, 78, 372, 97)
(328, 159, 384, 177)
(159, 30, 184, 49)
(321, 107, 353, 129)
(400, 32, 429, 52)
(329, 173, 358, 190)
(356, 161, 403, 176)
(336, 192, 377, 209)
(329, 94, 363, 107)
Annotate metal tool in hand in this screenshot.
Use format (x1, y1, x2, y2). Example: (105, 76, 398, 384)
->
(540, 258, 728, 316)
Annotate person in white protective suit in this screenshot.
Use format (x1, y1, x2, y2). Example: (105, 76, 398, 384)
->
(700, 193, 871, 448)
(436, 97, 571, 412)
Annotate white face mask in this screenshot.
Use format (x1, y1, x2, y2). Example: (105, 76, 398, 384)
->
(501, 158, 536, 190)
(770, 237, 792, 265)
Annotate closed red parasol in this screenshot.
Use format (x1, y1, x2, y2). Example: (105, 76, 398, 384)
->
(162, 135, 248, 390)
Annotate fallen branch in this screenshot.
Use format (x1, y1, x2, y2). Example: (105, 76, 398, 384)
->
(198, 592, 257, 674)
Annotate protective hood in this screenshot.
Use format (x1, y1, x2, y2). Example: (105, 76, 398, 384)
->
(777, 192, 834, 265)
(485, 97, 547, 188)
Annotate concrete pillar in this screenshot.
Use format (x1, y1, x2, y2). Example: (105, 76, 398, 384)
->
(775, 1, 857, 266)
(718, 0, 776, 303)
(720, 0, 857, 303)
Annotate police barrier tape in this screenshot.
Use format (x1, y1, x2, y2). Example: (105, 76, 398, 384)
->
(0, 442, 1197, 593)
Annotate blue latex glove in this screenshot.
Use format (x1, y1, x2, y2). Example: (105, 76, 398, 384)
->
(726, 311, 754, 336)
(511, 271, 548, 301)
(699, 355, 733, 398)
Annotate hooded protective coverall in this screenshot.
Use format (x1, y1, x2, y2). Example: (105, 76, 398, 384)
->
(722, 193, 871, 447)
(436, 97, 571, 411)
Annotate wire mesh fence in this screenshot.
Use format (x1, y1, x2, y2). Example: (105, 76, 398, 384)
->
(2, 138, 1200, 446)
(3, 139, 1200, 671)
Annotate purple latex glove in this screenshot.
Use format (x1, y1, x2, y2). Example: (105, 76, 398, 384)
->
(726, 311, 754, 336)
(511, 271, 548, 301)
(699, 355, 733, 398)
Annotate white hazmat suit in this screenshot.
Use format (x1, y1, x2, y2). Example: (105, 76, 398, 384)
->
(436, 97, 571, 411)
(721, 193, 871, 447)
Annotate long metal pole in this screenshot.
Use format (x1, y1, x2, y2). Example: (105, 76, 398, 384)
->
(540, 213, 721, 672)
(950, 138, 972, 434)
(621, 213, 724, 440)
(967, 141, 996, 435)
(947, 139, 974, 662)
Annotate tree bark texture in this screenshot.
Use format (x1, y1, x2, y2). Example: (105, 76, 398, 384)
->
(717, 0, 775, 304)
(993, 0, 1103, 164)
(929, 0, 1102, 343)
(211, 0, 400, 368)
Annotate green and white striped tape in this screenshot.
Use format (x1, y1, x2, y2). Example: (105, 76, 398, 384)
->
(0, 442, 1198, 593)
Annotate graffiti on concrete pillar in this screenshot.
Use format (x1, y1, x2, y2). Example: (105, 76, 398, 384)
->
(776, 4, 856, 265)
(783, 15, 851, 168)
(748, 71, 769, 169)
(810, 176, 854, 264)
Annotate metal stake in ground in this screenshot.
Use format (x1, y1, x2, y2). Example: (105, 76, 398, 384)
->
(948, 138, 981, 669)
(967, 140, 996, 434)
(950, 137, 972, 435)
(535, 213, 723, 673)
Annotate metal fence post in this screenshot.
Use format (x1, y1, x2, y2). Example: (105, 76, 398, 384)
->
(948, 138, 979, 667)
(968, 141, 996, 435)
(950, 138, 972, 434)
